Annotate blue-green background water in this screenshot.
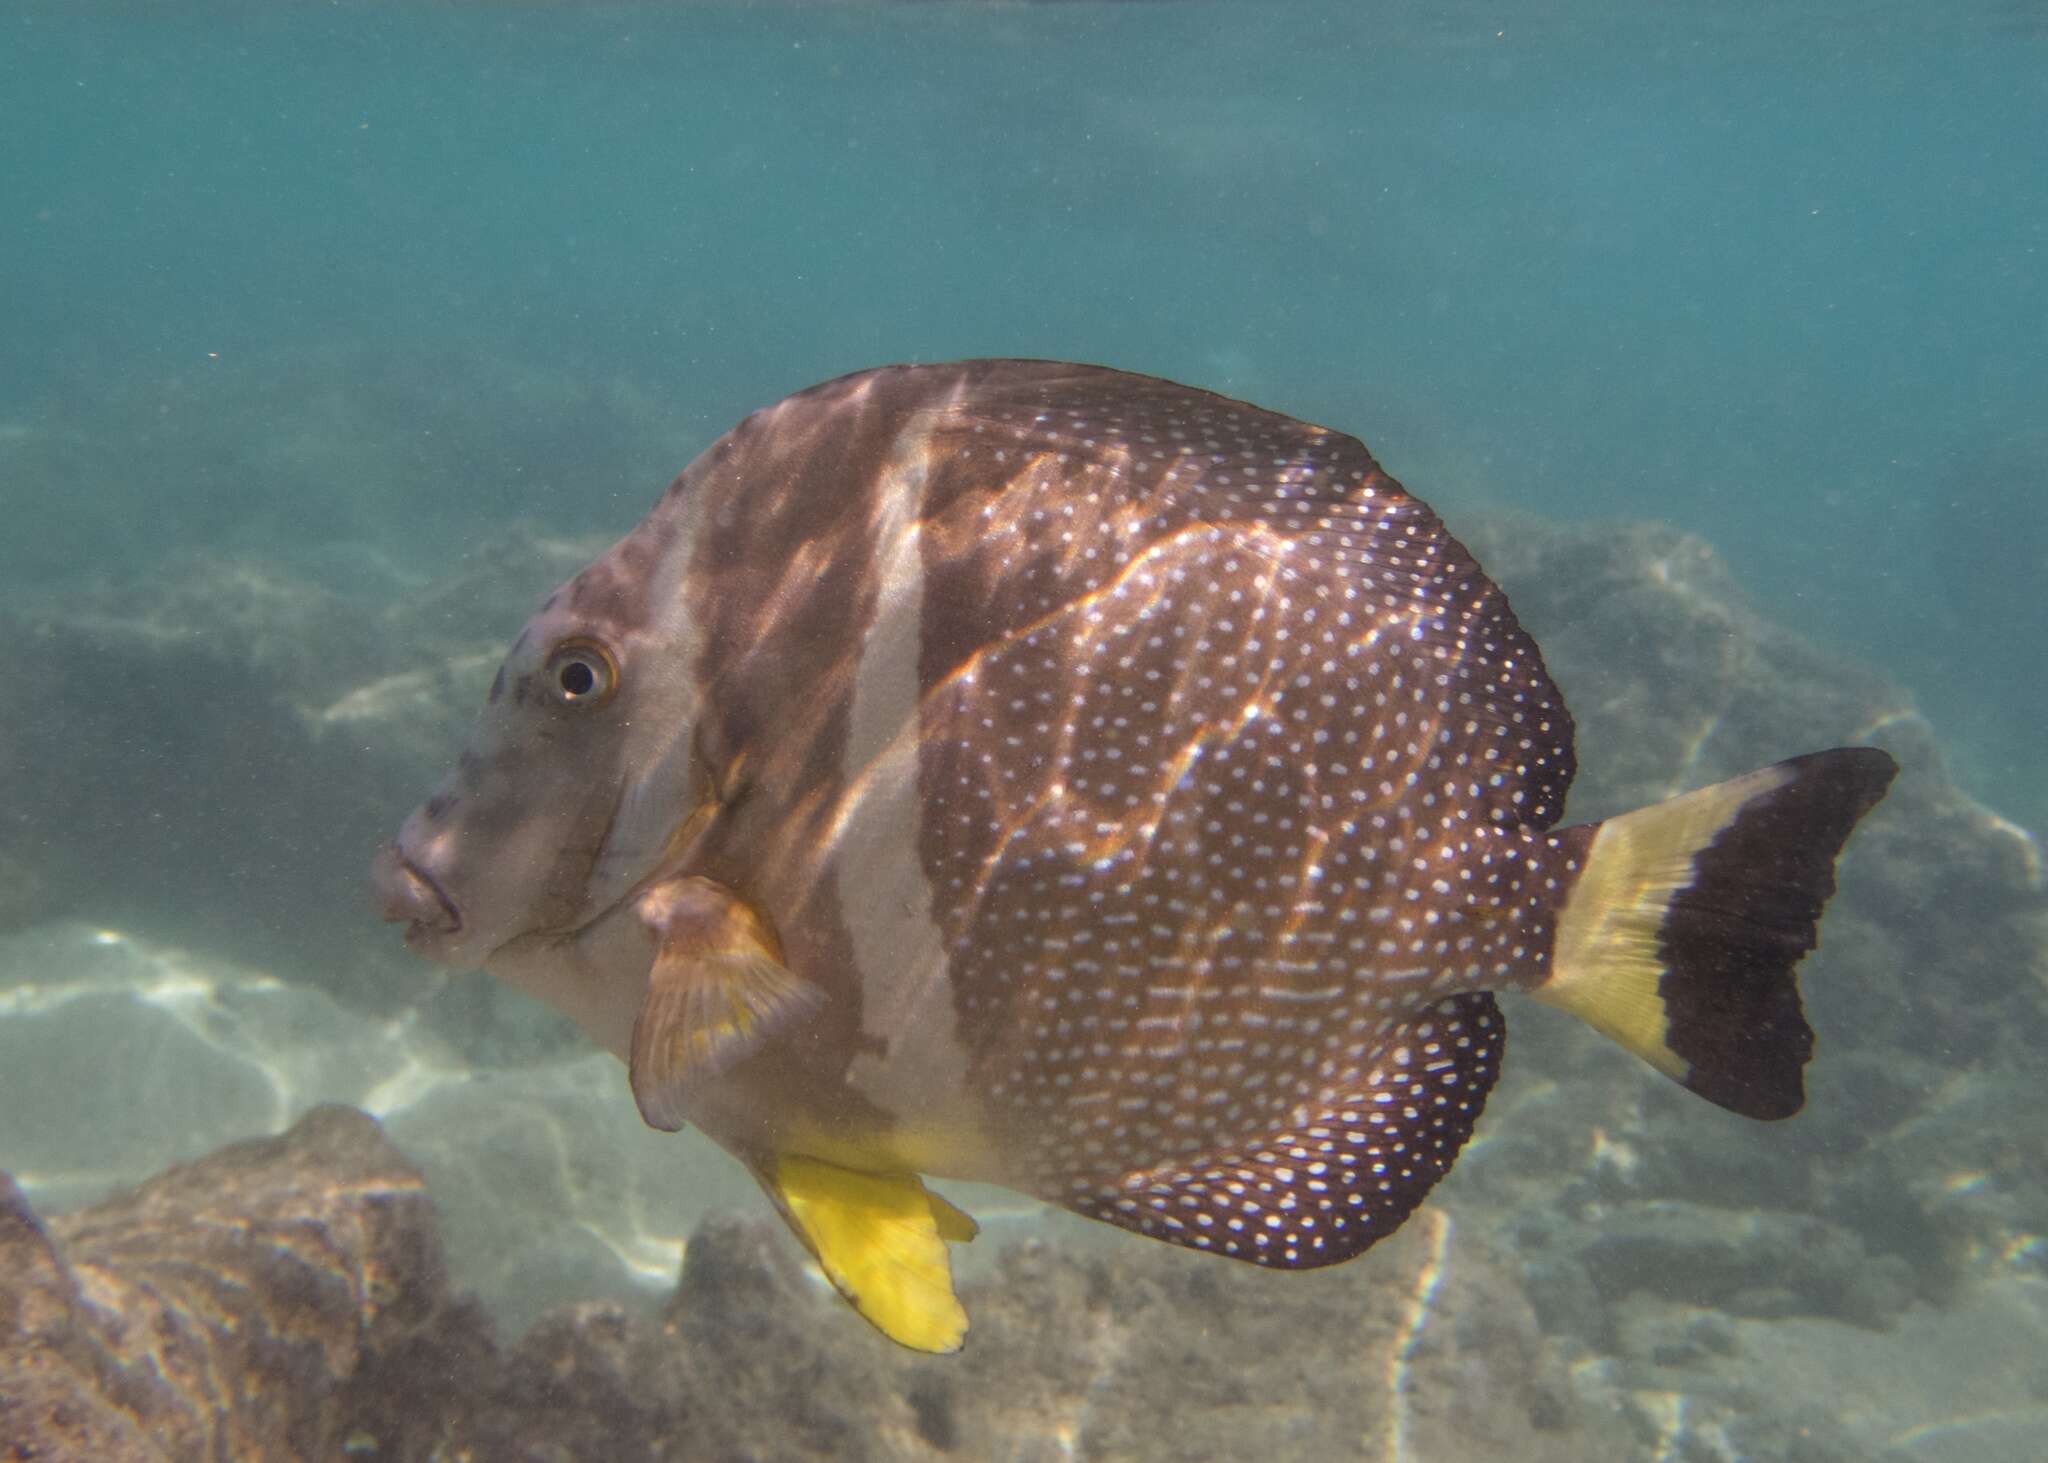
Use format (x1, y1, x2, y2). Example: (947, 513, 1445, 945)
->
(2, 3, 2045, 1456)
(6, 0, 2044, 832)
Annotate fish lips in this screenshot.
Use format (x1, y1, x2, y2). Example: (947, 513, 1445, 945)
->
(371, 841, 463, 951)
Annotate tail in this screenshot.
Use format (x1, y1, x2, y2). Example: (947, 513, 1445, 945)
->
(1533, 748, 1897, 1120)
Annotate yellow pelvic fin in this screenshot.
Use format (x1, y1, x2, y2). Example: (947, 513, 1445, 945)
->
(629, 876, 824, 1131)
(769, 1154, 972, 1354)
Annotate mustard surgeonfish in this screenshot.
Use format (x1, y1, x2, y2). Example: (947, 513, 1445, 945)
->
(374, 361, 1896, 1353)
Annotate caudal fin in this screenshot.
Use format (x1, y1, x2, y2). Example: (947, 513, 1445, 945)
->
(1534, 748, 1897, 1120)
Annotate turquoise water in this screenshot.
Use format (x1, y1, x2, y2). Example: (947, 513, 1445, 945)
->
(2, 3, 2044, 1458)
(8, 1, 2042, 818)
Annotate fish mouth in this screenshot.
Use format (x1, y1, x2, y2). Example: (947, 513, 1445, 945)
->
(371, 842, 462, 945)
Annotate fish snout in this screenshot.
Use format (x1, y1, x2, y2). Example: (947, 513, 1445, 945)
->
(372, 841, 462, 943)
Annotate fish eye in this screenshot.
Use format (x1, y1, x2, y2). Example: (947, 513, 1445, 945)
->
(544, 639, 619, 709)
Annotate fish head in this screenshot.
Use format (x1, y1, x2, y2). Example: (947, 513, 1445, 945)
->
(374, 513, 706, 972)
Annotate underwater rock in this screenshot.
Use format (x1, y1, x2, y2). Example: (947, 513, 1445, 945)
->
(0, 1106, 448, 1463)
(395, 1209, 1637, 1463)
(1465, 514, 1910, 818)
(6, 1099, 2046, 1460)
(0, 1109, 1633, 1462)
(0, 922, 777, 1332)
(1573, 1203, 1916, 1328)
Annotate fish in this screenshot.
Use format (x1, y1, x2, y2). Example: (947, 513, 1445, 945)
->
(373, 360, 1897, 1353)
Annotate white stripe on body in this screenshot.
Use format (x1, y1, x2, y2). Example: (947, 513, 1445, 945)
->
(831, 424, 979, 1165)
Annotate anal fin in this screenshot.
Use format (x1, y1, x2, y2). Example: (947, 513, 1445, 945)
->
(629, 876, 824, 1131)
(766, 1154, 973, 1353)
(1068, 993, 1503, 1268)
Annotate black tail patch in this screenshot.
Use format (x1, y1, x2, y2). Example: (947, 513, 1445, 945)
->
(1660, 747, 1897, 1118)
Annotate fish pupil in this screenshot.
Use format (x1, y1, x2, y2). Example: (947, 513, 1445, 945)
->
(558, 661, 596, 697)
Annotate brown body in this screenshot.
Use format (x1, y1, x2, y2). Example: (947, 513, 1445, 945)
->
(376, 361, 1895, 1346)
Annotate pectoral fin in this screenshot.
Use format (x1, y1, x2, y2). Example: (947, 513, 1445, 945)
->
(629, 876, 824, 1131)
(767, 1153, 973, 1353)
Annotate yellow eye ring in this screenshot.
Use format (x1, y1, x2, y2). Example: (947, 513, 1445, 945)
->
(544, 638, 619, 709)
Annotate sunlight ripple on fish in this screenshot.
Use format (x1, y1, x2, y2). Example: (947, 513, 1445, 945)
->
(373, 361, 1896, 1352)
